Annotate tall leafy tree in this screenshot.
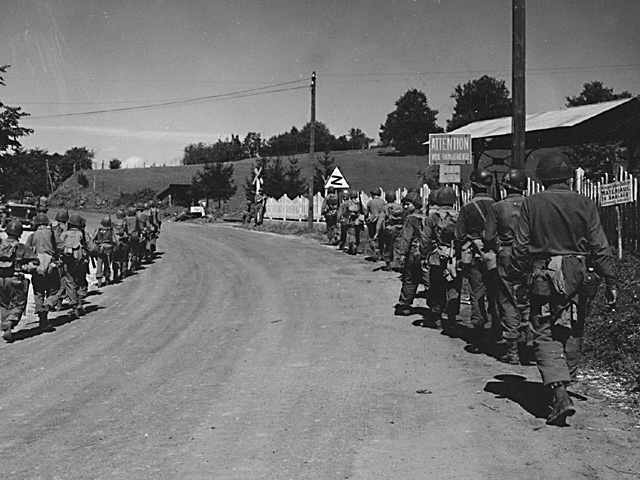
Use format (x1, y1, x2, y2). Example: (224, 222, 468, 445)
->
(379, 88, 443, 155)
(447, 75, 512, 131)
(0, 65, 33, 155)
(564, 81, 636, 176)
(192, 159, 237, 208)
(282, 157, 307, 198)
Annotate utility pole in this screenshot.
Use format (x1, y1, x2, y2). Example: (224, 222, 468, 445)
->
(307, 71, 316, 230)
(512, 0, 526, 169)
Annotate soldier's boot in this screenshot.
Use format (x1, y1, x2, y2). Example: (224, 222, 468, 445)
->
(97, 278, 104, 288)
(546, 383, 575, 426)
(497, 339, 520, 365)
(38, 312, 53, 332)
(1, 328, 13, 343)
(394, 303, 413, 316)
(441, 314, 457, 335)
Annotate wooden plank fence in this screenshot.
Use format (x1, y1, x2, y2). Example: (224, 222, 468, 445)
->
(264, 168, 639, 253)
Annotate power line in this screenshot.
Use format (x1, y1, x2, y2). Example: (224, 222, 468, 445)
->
(24, 79, 308, 120)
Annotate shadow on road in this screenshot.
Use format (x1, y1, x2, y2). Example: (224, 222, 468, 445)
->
(484, 374, 550, 419)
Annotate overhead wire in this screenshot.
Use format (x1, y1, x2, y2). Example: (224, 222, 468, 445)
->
(25, 78, 309, 120)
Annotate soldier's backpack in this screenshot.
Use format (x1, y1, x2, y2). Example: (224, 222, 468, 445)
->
(433, 209, 459, 264)
(62, 230, 86, 263)
(112, 219, 127, 239)
(0, 241, 18, 273)
(387, 203, 404, 228)
(94, 227, 113, 245)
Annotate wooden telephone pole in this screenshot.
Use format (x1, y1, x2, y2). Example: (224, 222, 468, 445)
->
(307, 72, 316, 230)
(512, 0, 526, 169)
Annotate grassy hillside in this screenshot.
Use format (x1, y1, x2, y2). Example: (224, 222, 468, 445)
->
(51, 148, 480, 210)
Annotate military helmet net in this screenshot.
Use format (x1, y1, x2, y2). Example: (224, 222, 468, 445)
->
(100, 216, 112, 227)
(67, 214, 83, 228)
(115, 209, 126, 219)
(436, 186, 457, 206)
(55, 210, 69, 222)
(384, 191, 396, 203)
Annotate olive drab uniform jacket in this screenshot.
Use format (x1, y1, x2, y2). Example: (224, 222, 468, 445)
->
(510, 184, 617, 290)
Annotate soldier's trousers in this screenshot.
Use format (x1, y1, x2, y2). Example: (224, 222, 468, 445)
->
(496, 249, 530, 341)
(0, 275, 28, 332)
(466, 258, 499, 328)
(325, 214, 338, 244)
(380, 227, 400, 267)
(63, 261, 89, 310)
(427, 264, 462, 318)
(398, 259, 429, 307)
(32, 269, 60, 314)
(530, 290, 586, 386)
(95, 252, 112, 280)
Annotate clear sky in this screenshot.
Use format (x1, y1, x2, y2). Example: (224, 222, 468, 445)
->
(1, 0, 639, 168)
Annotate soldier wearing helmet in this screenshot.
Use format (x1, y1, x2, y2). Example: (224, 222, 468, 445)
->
(376, 191, 404, 271)
(365, 188, 385, 260)
(418, 186, 462, 331)
(124, 206, 141, 272)
(0, 220, 40, 342)
(393, 192, 427, 315)
(483, 169, 530, 364)
(92, 216, 120, 287)
(336, 190, 352, 250)
(510, 152, 617, 426)
(111, 210, 129, 282)
(58, 213, 96, 319)
(343, 190, 363, 255)
(321, 187, 340, 245)
(455, 168, 498, 338)
(51, 211, 69, 310)
(25, 213, 60, 331)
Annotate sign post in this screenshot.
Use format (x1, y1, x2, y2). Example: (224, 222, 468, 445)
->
(324, 167, 350, 190)
(428, 133, 472, 184)
(599, 178, 634, 259)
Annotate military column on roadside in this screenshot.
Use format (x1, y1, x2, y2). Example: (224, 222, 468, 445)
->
(324, 152, 616, 427)
(0, 201, 163, 343)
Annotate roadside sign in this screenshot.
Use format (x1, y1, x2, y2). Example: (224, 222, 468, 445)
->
(600, 179, 634, 207)
(439, 164, 461, 183)
(324, 167, 350, 189)
(429, 133, 472, 165)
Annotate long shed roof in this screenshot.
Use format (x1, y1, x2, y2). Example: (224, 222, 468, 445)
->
(443, 97, 640, 151)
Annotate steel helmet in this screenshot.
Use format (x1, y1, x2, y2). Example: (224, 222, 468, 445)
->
(469, 168, 493, 188)
(327, 186, 336, 194)
(149, 199, 156, 207)
(437, 186, 457, 206)
(402, 191, 423, 209)
(55, 210, 69, 223)
(341, 190, 349, 200)
(126, 207, 137, 217)
(370, 187, 382, 196)
(385, 191, 396, 203)
(428, 189, 439, 205)
(33, 213, 50, 226)
(143, 202, 150, 209)
(135, 202, 143, 211)
(67, 214, 83, 228)
(115, 209, 126, 219)
(502, 169, 527, 191)
(100, 216, 112, 227)
(536, 151, 574, 184)
(348, 189, 358, 199)
(4, 220, 23, 238)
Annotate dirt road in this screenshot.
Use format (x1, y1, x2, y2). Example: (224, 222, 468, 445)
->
(1, 219, 639, 479)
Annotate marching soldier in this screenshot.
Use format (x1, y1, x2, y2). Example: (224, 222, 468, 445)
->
(394, 192, 428, 315)
(93, 216, 119, 287)
(321, 187, 340, 245)
(365, 188, 385, 260)
(484, 169, 531, 364)
(511, 152, 617, 426)
(25, 213, 60, 330)
(376, 191, 404, 271)
(0, 220, 39, 342)
(111, 209, 129, 282)
(58, 214, 96, 319)
(124, 207, 141, 272)
(336, 190, 351, 250)
(421, 187, 462, 333)
(455, 168, 499, 338)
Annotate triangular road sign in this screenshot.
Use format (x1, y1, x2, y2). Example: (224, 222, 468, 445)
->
(324, 167, 350, 189)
